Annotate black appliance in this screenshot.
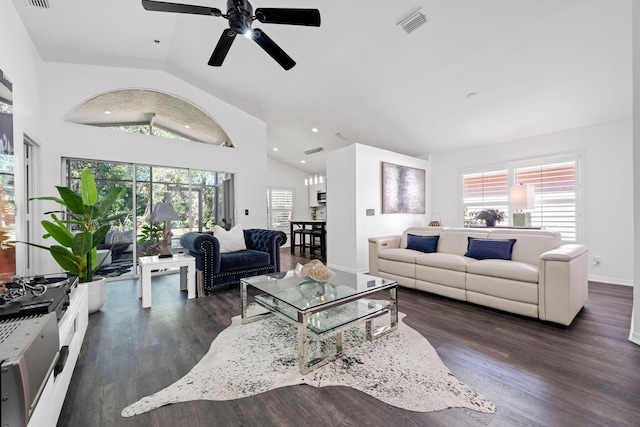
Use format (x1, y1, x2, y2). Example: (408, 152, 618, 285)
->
(0, 276, 73, 321)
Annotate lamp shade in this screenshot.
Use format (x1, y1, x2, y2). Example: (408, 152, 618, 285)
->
(509, 184, 535, 210)
(151, 202, 179, 222)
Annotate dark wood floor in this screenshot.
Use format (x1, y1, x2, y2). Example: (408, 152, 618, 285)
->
(58, 250, 640, 427)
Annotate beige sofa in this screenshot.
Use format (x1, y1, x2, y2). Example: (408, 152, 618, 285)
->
(368, 227, 589, 326)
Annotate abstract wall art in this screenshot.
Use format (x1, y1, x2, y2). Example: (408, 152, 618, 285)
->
(381, 162, 425, 214)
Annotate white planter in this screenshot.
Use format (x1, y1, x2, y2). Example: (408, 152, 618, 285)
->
(84, 277, 107, 314)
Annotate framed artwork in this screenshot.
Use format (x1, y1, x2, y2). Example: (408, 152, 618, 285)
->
(381, 162, 425, 214)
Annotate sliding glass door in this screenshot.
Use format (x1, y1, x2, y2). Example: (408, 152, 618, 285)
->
(65, 158, 235, 279)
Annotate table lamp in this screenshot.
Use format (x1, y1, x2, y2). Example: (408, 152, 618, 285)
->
(509, 184, 535, 227)
(151, 202, 179, 258)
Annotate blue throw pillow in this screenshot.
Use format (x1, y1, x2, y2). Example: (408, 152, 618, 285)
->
(464, 237, 517, 260)
(407, 234, 440, 253)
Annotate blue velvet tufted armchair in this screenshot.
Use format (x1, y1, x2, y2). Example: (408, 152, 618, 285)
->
(180, 229, 287, 295)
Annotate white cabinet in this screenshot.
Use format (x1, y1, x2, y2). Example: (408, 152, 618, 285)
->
(28, 284, 88, 427)
(308, 181, 327, 207)
(309, 183, 320, 207)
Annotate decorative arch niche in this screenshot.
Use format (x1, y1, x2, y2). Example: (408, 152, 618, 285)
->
(65, 89, 233, 147)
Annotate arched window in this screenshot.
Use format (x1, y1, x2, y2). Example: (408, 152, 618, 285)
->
(65, 89, 233, 147)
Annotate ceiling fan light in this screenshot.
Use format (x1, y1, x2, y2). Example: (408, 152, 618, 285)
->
(244, 30, 254, 39)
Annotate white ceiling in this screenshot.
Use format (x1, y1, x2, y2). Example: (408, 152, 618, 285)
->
(9, 0, 632, 173)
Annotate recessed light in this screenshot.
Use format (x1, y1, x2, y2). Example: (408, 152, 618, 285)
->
(467, 92, 478, 99)
(301, 160, 306, 164)
(311, 128, 319, 133)
(185, 125, 190, 129)
(273, 148, 279, 152)
(104, 111, 111, 114)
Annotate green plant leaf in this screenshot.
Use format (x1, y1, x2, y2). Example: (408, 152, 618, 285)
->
(41, 220, 74, 247)
(86, 247, 98, 282)
(56, 186, 85, 215)
(80, 169, 98, 207)
(50, 246, 82, 276)
(93, 225, 110, 247)
(14, 240, 52, 252)
(30, 196, 65, 204)
(71, 232, 93, 256)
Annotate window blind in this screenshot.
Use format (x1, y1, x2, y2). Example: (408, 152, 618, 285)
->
(267, 188, 293, 233)
(462, 170, 509, 226)
(515, 161, 576, 240)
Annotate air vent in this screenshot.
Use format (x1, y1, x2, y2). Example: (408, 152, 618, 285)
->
(398, 9, 429, 34)
(304, 147, 324, 155)
(25, 0, 50, 8)
(335, 132, 349, 141)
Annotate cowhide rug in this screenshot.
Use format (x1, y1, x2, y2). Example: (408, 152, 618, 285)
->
(122, 312, 496, 417)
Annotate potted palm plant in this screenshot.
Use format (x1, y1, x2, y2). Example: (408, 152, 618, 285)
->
(27, 168, 125, 313)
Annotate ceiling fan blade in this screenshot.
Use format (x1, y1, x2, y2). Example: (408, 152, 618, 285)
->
(208, 29, 237, 66)
(254, 8, 321, 27)
(142, 0, 221, 16)
(252, 28, 296, 70)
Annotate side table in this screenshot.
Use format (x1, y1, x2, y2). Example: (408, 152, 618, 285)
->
(138, 254, 196, 308)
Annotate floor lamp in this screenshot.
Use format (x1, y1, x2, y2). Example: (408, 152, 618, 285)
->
(509, 184, 535, 227)
(151, 202, 179, 258)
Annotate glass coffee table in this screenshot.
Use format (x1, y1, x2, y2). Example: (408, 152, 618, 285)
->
(241, 269, 398, 374)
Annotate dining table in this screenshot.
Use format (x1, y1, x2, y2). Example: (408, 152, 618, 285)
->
(289, 219, 327, 258)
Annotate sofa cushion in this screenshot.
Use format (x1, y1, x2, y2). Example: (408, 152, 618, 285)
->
(214, 224, 247, 253)
(378, 259, 416, 278)
(415, 252, 475, 273)
(438, 229, 490, 256)
(487, 230, 560, 265)
(466, 259, 539, 283)
(407, 234, 439, 253)
(416, 265, 467, 289)
(400, 227, 442, 249)
(379, 248, 419, 263)
(466, 274, 539, 305)
(465, 237, 517, 260)
(220, 249, 270, 272)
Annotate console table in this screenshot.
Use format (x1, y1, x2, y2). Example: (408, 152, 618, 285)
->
(28, 284, 88, 427)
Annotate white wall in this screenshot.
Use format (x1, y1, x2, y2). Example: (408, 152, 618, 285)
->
(327, 143, 431, 273)
(267, 157, 310, 246)
(327, 145, 357, 271)
(431, 118, 633, 286)
(0, 1, 48, 275)
(630, 0, 639, 345)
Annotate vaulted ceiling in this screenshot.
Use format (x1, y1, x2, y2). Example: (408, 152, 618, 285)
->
(9, 0, 631, 173)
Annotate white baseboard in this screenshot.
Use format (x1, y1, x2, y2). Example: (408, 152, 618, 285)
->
(325, 263, 365, 274)
(587, 274, 633, 286)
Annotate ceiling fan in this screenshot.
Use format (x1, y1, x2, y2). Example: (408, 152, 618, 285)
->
(142, 0, 321, 70)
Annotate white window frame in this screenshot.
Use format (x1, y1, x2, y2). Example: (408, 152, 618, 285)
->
(267, 187, 294, 235)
